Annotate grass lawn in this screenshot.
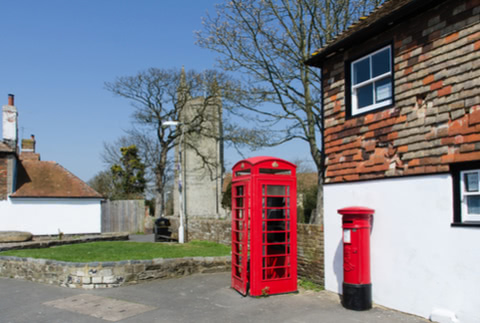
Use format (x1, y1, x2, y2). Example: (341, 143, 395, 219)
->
(0, 240, 231, 263)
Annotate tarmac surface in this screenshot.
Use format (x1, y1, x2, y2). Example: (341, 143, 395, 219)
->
(0, 271, 430, 323)
(0, 235, 430, 322)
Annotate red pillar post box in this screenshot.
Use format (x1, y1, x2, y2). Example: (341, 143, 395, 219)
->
(337, 206, 374, 311)
(231, 156, 297, 297)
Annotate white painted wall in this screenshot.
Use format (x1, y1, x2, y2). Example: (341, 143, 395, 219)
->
(324, 174, 479, 323)
(0, 198, 102, 235)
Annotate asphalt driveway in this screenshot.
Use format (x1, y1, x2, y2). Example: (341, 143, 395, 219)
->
(0, 272, 428, 323)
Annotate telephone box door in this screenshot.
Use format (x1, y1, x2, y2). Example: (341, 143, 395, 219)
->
(250, 180, 297, 296)
(231, 182, 250, 295)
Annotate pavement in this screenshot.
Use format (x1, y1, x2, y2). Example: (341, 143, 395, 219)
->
(128, 234, 156, 242)
(0, 272, 429, 323)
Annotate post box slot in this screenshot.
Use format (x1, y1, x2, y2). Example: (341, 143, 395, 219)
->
(343, 220, 353, 223)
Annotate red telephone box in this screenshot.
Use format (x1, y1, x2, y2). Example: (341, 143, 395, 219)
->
(338, 206, 374, 311)
(231, 156, 297, 296)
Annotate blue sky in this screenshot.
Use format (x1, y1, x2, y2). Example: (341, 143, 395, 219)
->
(0, 0, 314, 181)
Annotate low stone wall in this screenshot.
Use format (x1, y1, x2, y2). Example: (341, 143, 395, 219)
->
(0, 255, 231, 289)
(297, 224, 324, 285)
(187, 218, 231, 245)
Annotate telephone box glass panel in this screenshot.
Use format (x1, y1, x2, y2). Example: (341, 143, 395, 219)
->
(262, 184, 291, 281)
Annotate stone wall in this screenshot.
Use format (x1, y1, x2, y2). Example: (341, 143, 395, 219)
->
(0, 255, 230, 289)
(297, 224, 324, 285)
(187, 218, 231, 245)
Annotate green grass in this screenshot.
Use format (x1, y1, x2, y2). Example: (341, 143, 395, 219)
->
(298, 278, 324, 292)
(0, 240, 230, 263)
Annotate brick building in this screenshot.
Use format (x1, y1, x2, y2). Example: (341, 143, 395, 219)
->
(0, 95, 103, 235)
(306, 0, 480, 322)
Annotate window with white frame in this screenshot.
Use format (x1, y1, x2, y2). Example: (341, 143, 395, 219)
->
(350, 45, 393, 116)
(460, 169, 480, 222)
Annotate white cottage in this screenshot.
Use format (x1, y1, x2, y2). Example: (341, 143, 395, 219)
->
(0, 94, 102, 235)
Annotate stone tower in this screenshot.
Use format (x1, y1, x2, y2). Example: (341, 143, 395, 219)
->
(173, 70, 225, 221)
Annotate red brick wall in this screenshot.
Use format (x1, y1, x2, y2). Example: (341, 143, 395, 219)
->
(322, 0, 480, 183)
(0, 155, 8, 200)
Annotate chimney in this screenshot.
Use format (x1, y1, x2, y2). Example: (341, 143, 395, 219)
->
(21, 134, 36, 152)
(2, 94, 18, 150)
(20, 134, 40, 161)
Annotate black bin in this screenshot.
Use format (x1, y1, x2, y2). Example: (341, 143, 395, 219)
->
(154, 218, 172, 242)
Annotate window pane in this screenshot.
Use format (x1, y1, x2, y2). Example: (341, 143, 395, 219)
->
(372, 47, 391, 77)
(357, 83, 374, 109)
(267, 185, 285, 195)
(464, 173, 479, 192)
(267, 232, 286, 243)
(267, 220, 285, 232)
(375, 77, 392, 103)
(467, 196, 480, 214)
(267, 209, 285, 219)
(236, 197, 243, 208)
(267, 244, 286, 255)
(267, 197, 285, 207)
(353, 57, 370, 84)
(236, 186, 243, 196)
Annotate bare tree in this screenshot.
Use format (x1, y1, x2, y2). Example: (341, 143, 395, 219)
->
(197, 0, 384, 225)
(105, 67, 230, 218)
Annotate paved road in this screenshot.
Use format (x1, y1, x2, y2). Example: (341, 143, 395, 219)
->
(0, 272, 428, 323)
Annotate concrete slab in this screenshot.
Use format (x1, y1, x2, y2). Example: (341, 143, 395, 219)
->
(44, 294, 155, 322)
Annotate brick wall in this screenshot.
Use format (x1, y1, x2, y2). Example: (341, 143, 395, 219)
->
(322, 0, 480, 183)
(297, 224, 324, 285)
(0, 155, 7, 200)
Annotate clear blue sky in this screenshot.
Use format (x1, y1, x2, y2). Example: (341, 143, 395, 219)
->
(0, 0, 314, 182)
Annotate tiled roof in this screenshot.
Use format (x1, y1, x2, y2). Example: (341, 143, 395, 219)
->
(305, 0, 446, 66)
(11, 160, 102, 198)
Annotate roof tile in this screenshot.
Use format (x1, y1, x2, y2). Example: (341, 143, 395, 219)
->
(11, 160, 102, 198)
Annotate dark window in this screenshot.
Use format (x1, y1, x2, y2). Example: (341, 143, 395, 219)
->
(348, 45, 393, 116)
(451, 162, 480, 227)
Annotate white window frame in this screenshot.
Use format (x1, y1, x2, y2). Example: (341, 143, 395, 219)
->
(460, 169, 480, 222)
(350, 45, 392, 116)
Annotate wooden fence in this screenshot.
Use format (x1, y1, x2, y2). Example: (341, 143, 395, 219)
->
(101, 200, 146, 233)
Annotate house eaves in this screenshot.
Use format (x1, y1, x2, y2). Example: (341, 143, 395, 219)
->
(305, 0, 449, 67)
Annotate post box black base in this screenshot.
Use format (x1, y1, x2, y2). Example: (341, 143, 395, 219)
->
(342, 283, 372, 311)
